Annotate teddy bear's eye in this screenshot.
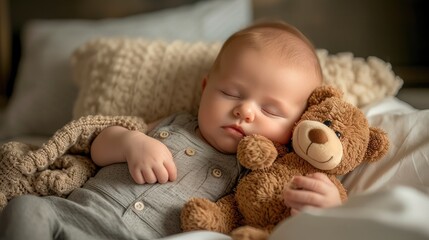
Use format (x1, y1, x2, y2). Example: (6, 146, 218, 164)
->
(323, 120, 332, 126)
(335, 131, 342, 138)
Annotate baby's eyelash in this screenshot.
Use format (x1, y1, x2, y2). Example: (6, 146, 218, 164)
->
(221, 91, 239, 98)
(262, 108, 281, 117)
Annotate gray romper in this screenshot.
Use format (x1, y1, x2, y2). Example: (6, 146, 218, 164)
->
(0, 113, 244, 240)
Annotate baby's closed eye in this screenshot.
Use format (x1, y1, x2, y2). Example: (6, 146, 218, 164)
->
(261, 105, 285, 118)
(221, 90, 240, 99)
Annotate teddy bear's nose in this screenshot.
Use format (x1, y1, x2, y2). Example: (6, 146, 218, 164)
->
(308, 128, 328, 144)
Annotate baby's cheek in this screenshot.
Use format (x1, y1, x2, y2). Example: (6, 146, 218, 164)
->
(268, 126, 293, 144)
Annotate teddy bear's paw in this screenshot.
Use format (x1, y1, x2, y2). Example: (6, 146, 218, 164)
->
(181, 198, 230, 233)
(231, 226, 269, 240)
(237, 135, 277, 170)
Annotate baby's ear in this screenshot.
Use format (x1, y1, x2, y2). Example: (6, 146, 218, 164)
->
(364, 127, 390, 162)
(307, 85, 343, 107)
(201, 75, 208, 91)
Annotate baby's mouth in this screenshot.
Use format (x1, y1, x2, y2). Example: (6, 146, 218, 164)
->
(223, 125, 246, 137)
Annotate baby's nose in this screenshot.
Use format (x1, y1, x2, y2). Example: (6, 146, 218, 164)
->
(234, 103, 255, 122)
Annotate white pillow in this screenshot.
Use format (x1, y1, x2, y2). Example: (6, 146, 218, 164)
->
(0, 0, 252, 139)
(341, 97, 429, 195)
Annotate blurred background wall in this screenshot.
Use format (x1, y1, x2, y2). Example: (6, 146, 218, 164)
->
(253, 0, 428, 87)
(3, 0, 428, 108)
(252, 0, 428, 108)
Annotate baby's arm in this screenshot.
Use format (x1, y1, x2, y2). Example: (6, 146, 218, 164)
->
(282, 173, 342, 216)
(91, 120, 177, 184)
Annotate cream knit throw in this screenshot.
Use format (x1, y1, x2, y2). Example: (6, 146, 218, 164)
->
(72, 38, 222, 122)
(0, 115, 147, 211)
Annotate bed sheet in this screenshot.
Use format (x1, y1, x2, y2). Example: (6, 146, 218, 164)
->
(269, 186, 429, 240)
(342, 97, 429, 195)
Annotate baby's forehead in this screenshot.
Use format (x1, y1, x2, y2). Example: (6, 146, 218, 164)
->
(224, 34, 315, 67)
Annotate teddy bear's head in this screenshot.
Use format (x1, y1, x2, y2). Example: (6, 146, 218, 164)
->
(292, 85, 389, 175)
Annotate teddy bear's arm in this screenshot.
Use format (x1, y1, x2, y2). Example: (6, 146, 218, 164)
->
(231, 225, 270, 240)
(181, 194, 243, 234)
(237, 135, 278, 170)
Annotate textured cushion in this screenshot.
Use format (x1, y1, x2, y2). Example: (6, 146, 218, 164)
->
(317, 50, 403, 108)
(0, 0, 252, 140)
(71, 38, 404, 122)
(72, 38, 221, 122)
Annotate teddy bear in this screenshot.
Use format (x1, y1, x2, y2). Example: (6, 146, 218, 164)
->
(0, 115, 147, 211)
(180, 85, 390, 240)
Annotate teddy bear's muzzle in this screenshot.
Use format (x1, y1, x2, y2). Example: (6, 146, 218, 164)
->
(292, 120, 343, 170)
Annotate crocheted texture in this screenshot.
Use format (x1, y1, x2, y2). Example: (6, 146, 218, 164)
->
(72, 38, 221, 121)
(0, 115, 147, 211)
(317, 49, 404, 108)
(71, 38, 403, 120)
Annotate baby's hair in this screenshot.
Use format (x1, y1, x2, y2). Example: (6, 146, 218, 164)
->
(210, 21, 322, 82)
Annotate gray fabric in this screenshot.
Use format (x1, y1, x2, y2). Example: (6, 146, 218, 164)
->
(0, 113, 243, 240)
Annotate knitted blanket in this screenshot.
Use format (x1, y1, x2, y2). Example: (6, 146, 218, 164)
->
(0, 115, 147, 211)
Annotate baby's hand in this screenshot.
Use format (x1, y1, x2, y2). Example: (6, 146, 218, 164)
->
(123, 131, 177, 184)
(282, 172, 341, 216)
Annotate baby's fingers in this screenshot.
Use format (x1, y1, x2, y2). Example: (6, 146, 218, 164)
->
(290, 208, 300, 216)
(153, 165, 169, 184)
(141, 168, 157, 184)
(307, 172, 335, 186)
(283, 186, 324, 208)
(130, 168, 145, 185)
(291, 175, 329, 194)
(164, 159, 177, 182)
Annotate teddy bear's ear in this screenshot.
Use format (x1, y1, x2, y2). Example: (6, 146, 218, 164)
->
(307, 85, 343, 107)
(364, 127, 390, 162)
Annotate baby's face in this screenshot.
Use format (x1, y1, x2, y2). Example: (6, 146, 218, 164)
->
(198, 45, 320, 154)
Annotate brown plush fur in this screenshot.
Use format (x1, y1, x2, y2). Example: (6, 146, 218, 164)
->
(181, 86, 390, 240)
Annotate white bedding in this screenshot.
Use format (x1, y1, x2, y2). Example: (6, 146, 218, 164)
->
(342, 97, 429, 195)
(269, 186, 429, 240)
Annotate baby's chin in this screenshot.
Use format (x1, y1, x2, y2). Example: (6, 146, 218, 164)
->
(213, 140, 239, 155)
(197, 128, 239, 154)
